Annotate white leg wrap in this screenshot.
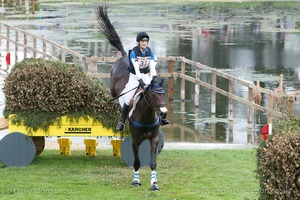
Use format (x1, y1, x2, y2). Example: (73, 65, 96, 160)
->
(150, 171, 157, 185)
(133, 171, 140, 181)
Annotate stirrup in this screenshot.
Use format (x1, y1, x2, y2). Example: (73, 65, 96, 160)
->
(116, 122, 125, 131)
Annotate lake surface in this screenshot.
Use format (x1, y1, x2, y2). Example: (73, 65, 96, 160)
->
(1, 1, 300, 145)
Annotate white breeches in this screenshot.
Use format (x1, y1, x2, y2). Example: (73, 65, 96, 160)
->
(119, 73, 151, 106)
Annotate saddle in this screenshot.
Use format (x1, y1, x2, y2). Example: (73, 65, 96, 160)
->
(128, 87, 144, 117)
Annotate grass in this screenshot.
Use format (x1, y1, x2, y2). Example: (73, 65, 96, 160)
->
(0, 148, 259, 200)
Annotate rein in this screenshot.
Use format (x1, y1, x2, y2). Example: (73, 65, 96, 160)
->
(109, 86, 138, 102)
(143, 88, 159, 113)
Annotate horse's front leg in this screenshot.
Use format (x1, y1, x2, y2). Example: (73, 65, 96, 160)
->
(131, 138, 141, 187)
(150, 135, 159, 191)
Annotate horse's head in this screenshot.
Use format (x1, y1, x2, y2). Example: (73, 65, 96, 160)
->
(146, 79, 168, 120)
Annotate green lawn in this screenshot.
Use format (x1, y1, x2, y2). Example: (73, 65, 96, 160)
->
(0, 149, 259, 200)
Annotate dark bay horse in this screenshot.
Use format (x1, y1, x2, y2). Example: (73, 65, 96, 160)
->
(96, 5, 168, 191)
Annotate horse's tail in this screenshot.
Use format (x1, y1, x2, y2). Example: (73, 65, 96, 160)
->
(96, 5, 127, 57)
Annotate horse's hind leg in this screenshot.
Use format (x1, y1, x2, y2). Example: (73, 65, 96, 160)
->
(131, 138, 141, 187)
(150, 136, 159, 191)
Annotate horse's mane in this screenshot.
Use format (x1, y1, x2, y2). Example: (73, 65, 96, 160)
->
(96, 5, 127, 57)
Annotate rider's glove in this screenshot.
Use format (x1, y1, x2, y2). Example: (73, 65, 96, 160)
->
(138, 79, 146, 88)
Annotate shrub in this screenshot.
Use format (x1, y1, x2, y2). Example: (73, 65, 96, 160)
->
(3, 58, 121, 133)
(257, 132, 300, 199)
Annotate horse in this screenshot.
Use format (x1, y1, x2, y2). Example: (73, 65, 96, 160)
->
(96, 5, 168, 191)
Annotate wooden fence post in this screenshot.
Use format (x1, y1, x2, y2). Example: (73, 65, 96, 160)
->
(33, 36, 37, 58)
(51, 44, 56, 60)
(61, 49, 66, 63)
(167, 97, 174, 137)
(228, 121, 233, 143)
(24, 33, 27, 59)
(211, 114, 216, 140)
(92, 60, 97, 73)
(42, 40, 46, 59)
(83, 57, 88, 73)
(268, 94, 273, 135)
(211, 71, 216, 114)
(248, 88, 253, 128)
(32, 0, 35, 14)
(180, 61, 185, 101)
(228, 79, 234, 121)
(180, 101, 185, 141)
(168, 58, 174, 101)
(194, 67, 200, 107)
(73, 56, 78, 64)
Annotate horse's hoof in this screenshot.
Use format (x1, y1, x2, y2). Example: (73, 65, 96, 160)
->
(131, 180, 141, 187)
(151, 183, 160, 191)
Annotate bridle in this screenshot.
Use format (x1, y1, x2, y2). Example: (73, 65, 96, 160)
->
(142, 84, 166, 114)
(129, 83, 166, 128)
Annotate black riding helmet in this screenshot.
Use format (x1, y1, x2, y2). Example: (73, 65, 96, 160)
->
(136, 32, 149, 42)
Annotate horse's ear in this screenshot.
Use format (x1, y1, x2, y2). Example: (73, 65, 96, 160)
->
(150, 79, 155, 88)
(159, 78, 165, 87)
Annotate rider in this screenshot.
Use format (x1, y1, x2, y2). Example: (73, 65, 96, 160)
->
(115, 32, 170, 131)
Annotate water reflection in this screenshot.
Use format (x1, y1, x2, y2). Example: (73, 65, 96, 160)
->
(1, 1, 300, 145)
(279, 16, 296, 29)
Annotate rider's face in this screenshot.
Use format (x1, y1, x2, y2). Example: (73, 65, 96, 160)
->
(139, 39, 148, 50)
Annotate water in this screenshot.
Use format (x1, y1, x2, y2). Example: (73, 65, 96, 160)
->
(1, 1, 300, 145)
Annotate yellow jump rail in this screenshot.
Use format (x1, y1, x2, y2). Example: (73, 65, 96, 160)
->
(8, 115, 121, 137)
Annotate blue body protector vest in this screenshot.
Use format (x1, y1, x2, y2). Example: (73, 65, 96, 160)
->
(128, 46, 152, 74)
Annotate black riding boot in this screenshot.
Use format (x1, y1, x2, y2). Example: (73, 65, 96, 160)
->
(116, 104, 129, 131)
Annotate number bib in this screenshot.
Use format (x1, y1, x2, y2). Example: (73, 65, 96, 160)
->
(137, 56, 151, 69)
